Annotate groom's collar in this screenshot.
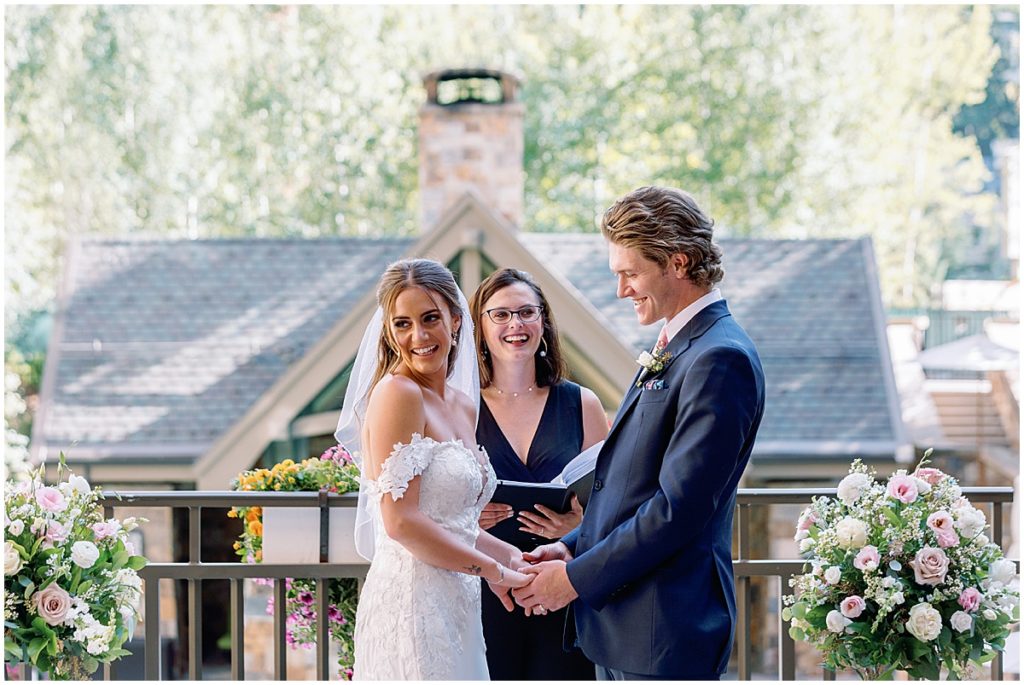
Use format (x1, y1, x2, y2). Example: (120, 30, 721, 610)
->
(661, 288, 723, 345)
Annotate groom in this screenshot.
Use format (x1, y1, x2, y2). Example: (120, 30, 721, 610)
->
(512, 186, 766, 680)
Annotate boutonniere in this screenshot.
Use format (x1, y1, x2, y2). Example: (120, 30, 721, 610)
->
(635, 349, 672, 387)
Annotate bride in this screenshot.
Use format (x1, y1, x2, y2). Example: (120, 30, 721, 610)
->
(336, 258, 531, 680)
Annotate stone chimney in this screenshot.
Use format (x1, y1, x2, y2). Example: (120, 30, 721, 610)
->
(419, 68, 524, 230)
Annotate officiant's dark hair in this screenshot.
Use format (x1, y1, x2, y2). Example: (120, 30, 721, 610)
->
(470, 268, 567, 389)
(372, 259, 463, 390)
(602, 186, 724, 288)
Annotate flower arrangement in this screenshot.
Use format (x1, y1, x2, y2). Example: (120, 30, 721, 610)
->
(3, 455, 147, 680)
(783, 454, 1019, 680)
(229, 445, 361, 680)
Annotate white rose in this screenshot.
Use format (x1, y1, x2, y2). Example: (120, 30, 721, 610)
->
(976, 534, 990, 547)
(637, 351, 654, 367)
(835, 517, 869, 549)
(950, 610, 973, 633)
(837, 472, 872, 505)
(990, 559, 1017, 586)
(905, 602, 942, 642)
(982, 608, 997, 621)
(799, 538, 814, 552)
(4, 541, 23, 576)
(955, 507, 987, 539)
(67, 474, 91, 495)
(824, 566, 842, 585)
(70, 541, 100, 568)
(8, 519, 24, 536)
(826, 609, 852, 633)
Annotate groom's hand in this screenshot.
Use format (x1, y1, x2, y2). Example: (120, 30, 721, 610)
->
(521, 541, 572, 566)
(511, 560, 578, 614)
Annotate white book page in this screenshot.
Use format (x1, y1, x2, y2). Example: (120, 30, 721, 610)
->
(551, 440, 604, 485)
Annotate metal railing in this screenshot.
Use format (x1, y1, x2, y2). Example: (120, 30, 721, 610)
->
(80, 486, 1017, 681)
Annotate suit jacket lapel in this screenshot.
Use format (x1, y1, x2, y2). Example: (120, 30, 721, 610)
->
(602, 300, 733, 448)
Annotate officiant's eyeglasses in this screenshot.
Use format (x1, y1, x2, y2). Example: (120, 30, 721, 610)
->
(485, 305, 543, 324)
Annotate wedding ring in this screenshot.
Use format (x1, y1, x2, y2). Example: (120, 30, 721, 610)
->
(537, 604, 545, 612)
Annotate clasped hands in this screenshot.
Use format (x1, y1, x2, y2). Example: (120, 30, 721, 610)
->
(486, 541, 579, 617)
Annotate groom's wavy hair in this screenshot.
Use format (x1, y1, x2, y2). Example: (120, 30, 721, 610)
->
(371, 258, 463, 390)
(469, 268, 567, 389)
(601, 186, 724, 288)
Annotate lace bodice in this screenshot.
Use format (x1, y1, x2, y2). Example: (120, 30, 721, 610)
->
(353, 434, 496, 680)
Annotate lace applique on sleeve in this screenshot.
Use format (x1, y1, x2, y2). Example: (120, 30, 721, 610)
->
(376, 434, 435, 501)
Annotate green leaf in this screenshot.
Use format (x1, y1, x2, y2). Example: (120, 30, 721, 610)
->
(882, 505, 902, 527)
(781, 607, 792, 622)
(22, 580, 35, 599)
(127, 555, 147, 571)
(792, 602, 807, 619)
(112, 549, 129, 570)
(788, 626, 806, 641)
(83, 655, 99, 673)
(26, 637, 46, 663)
(30, 617, 54, 641)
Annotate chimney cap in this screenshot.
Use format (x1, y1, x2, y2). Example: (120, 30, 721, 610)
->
(423, 68, 521, 106)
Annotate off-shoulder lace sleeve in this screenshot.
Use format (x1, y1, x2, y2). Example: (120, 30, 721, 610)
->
(376, 434, 435, 501)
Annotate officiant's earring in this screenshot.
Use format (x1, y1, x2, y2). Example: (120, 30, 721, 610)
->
(538, 338, 548, 358)
(451, 331, 458, 349)
(481, 344, 490, 358)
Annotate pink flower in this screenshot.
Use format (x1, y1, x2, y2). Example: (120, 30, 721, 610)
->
(33, 584, 71, 626)
(797, 508, 817, 531)
(35, 486, 67, 513)
(910, 546, 950, 586)
(927, 511, 958, 547)
(44, 520, 69, 543)
(840, 595, 866, 619)
(935, 530, 959, 548)
(914, 467, 945, 485)
(887, 474, 919, 504)
(926, 511, 954, 534)
(959, 587, 982, 613)
(854, 545, 881, 572)
(91, 520, 120, 539)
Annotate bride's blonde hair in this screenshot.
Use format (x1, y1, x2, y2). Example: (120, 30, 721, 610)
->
(370, 259, 463, 390)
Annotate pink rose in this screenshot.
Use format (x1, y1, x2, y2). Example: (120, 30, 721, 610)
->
(914, 467, 945, 485)
(959, 587, 982, 613)
(910, 546, 950, 586)
(35, 487, 67, 513)
(44, 520, 69, 543)
(854, 545, 881, 571)
(840, 595, 866, 619)
(887, 474, 919, 504)
(33, 584, 71, 626)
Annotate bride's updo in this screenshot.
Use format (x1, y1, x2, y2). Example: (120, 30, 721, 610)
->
(372, 259, 463, 388)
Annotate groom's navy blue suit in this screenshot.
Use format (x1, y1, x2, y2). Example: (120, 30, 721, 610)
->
(562, 299, 765, 678)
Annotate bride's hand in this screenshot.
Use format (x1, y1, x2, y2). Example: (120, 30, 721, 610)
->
(486, 567, 531, 612)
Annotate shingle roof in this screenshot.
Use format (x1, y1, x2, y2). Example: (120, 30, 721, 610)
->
(44, 238, 412, 451)
(520, 235, 899, 445)
(38, 234, 901, 463)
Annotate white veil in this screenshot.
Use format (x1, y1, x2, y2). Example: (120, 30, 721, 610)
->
(334, 284, 479, 561)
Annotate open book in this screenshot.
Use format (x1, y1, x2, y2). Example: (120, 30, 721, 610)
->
(488, 440, 603, 549)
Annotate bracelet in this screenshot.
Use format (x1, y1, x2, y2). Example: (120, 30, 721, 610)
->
(495, 564, 505, 584)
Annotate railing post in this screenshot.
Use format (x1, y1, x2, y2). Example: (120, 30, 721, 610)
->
(779, 576, 796, 680)
(273, 579, 288, 679)
(230, 578, 245, 680)
(143, 572, 161, 680)
(735, 503, 752, 679)
(187, 506, 203, 680)
(316, 577, 331, 679)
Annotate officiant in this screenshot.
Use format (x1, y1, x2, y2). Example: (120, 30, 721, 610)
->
(471, 268, 608, 681)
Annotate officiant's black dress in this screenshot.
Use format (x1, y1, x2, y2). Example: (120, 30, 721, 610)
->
(477, 380, 595, 681)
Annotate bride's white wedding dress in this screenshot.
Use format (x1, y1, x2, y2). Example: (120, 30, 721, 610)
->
(353, 434, 496, 680)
